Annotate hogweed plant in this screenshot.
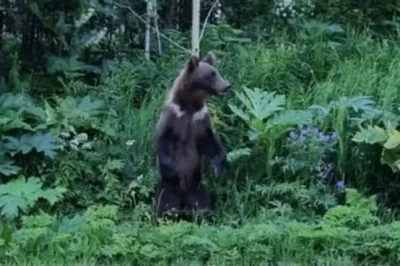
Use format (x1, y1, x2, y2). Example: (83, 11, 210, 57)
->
(228, 86, 313, 178)
(353, 122, 400, 173)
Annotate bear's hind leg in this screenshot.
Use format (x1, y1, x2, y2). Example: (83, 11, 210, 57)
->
(153, 181, 184, 222)
(184, 183, 215, 222)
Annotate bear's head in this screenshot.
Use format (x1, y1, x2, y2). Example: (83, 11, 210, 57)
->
(168, 51, 232, 110)
(184, 52, 232, 98)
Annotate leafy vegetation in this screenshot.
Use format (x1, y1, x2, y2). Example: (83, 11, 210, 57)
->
(2, 0, 400, 265)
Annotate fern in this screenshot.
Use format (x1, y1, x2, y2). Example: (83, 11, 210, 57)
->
(0, 177, 66, 219)
(323, 188, 379, 229)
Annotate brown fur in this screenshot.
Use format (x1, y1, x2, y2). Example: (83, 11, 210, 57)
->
(153, 52, 231, 221)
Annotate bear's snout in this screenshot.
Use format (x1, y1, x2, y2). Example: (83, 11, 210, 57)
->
(219, 80, 232, 95)
(223, 83, 232, 92)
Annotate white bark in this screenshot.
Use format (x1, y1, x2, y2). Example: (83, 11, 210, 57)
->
(145, 0, 152, 60)
(191, 0, 200, 56)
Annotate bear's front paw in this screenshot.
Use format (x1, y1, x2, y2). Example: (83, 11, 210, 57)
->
(212, 163, 222, 178)
(211, 151, 227, 178)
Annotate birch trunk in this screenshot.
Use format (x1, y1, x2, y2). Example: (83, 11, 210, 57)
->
(145, 0, 152, 60)
(191, 0, 200, 56)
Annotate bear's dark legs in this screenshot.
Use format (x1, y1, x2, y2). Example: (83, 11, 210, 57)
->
(153, 180, 216, 223)
(153, 181, 183, 221)
(183, 183, 215, 222)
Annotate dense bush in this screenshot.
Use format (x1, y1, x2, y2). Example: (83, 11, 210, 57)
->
(2, 0, 400, 265)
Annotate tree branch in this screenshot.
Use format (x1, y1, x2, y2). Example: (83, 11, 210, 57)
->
(114, 1, 191, 54)
(199, 0, 219, 42)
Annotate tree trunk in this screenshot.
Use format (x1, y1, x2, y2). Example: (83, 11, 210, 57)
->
(145, 0, 152, 60)
(191, 0, 200, 56)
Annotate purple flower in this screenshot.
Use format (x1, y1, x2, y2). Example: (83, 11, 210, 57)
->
(318, 132, 330, 143)
(289, 131, 298, 140)
(331, 132, 339, 141)
(336, 180, 345, 190)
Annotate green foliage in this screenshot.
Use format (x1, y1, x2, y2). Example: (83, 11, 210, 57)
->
(0, 93, 58, 178)
(323, 188, 379, 229)
(353, 123, 400, 172)
(45, 95, 106, 133)
(0, 177, 66, 219)
(1, 191, 399, 265)
(4, 132, 58, 158)
(229, 87, 313, 141)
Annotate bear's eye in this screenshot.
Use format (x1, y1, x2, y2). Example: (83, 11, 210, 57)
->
(209, 71, 216, 78)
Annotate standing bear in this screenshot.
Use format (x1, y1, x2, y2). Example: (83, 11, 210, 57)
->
(153, 51, 232, 221)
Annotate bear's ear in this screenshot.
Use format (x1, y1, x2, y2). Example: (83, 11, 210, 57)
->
(202, 51, 217, 66)
(187, 55, 200, 73)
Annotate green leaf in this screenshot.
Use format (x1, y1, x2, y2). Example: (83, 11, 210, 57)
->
(229, 87, 285, 122)
(4, 132, 59, 158)
(332, 96, 375, 112)
(352, 125, 388, 145)
(0, 194, 27, 218)
(39, 187, 67, 205)
(0, 177, 66, 219)
(227, 148, 252, 163)
(268, 110, 313, 127)
(383, 129, 400, 150)
(0, 156, 21, 176)
(227, 104, 250, 122)
(381, 149, 400, 173)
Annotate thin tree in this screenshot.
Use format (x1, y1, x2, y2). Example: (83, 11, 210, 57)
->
(192, 0, 200, 56)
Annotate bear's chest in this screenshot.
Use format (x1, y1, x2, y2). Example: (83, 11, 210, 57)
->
(171, 113, 207, 143)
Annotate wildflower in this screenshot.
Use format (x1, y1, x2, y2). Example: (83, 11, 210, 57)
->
(81, 142, 93, 150)
(126, 139, 136, 146)
(75, 133, 88, 143)
(70, 142, 79, 151)
(70, 139, 80, 147)
(318, 132, 330, 143)
(331, 132, 339, 141)
(289, 131, 298, 140)
(60, 131, 71, 139)
(336, 180, 345, 190)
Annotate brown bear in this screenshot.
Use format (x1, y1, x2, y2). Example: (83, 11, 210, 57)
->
(153, 51, 231, 221)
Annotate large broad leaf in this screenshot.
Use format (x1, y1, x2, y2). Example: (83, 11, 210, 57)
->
(3, 132, 59, 158)
(229, 87, 285, 121)
(383, 129, 400, 150)
(352, 125, 388, 145)
(331, 96, 375, 112)
(268, 110, 313, 127)
(227, 103, 250, 122)
(381, 149, 400, 173)
(0, 155, 21, 176)
(0, 177, 66, 219)
(227, 148, 252, 163)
